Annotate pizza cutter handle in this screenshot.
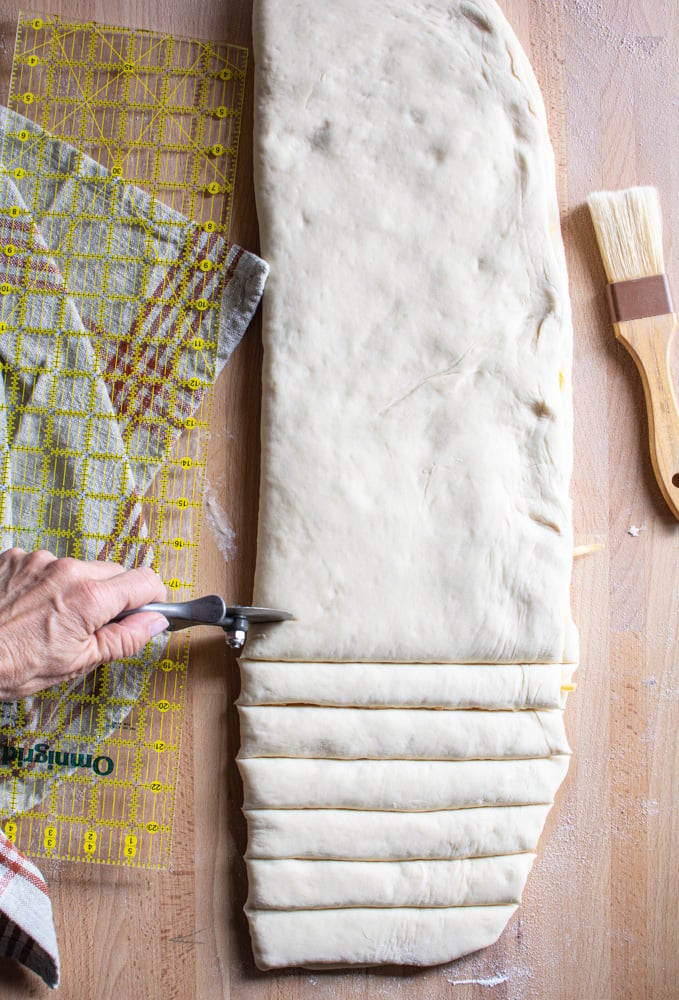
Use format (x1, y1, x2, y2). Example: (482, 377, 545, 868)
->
(114, 594, 227, 631)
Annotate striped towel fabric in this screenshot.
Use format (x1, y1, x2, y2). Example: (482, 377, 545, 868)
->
(0, 106, 268, 987)
(0, 828, 59, 987)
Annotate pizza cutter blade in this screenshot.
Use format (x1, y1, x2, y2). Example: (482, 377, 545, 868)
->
(114, 595, 294, 649)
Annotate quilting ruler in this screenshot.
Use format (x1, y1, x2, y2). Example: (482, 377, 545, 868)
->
(0, 12, 246, 867)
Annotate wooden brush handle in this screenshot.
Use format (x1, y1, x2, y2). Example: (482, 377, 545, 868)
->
(615, 313, 679, 519)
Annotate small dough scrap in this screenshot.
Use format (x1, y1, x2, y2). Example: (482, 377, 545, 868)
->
(245, 805, 552, 860)
(238, 756, 570, 810)
(246, 906, 518, 970)
(238, 660, 573, 709)
(238, 706, 570, 760)
(246, 855, 535, 909)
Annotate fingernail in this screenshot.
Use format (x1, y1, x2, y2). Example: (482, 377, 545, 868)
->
(149, 615, 170, 637)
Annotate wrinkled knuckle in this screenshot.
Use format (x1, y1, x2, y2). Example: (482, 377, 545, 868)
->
(11, 549, 50, 583)
(101, 623, 144, 664)
(42, 561, 82, 620)
(26, 549, 56, 571)
(44, 558, 78, 594)
(76, 578, 105, 615)
(52, 555, 80, 578)
(0, 548, 24, 579)
(47, 574, 101, 630)
(95, 630, 120, 666)
(2, 547, 25, 562)
(0, 637, 23, 699)
(119, 631, 140, 660)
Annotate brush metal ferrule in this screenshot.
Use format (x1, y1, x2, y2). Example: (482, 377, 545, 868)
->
(607, 274, 673, 324)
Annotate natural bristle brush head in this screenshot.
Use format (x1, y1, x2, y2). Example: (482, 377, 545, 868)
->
(587, 186, 664, 284)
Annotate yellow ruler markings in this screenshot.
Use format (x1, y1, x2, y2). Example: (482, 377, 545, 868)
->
(115, 51, 232, 187)
(65, 14, 82, 143)
(1, 13, 246, 869)
(12, 21, 236, 199)
(44, 25, 117, 166)
(168, 43, 184, 218)
(105, 742, 124, 862)
(18, 17, 79, 62)
(88, 19, 154, 75)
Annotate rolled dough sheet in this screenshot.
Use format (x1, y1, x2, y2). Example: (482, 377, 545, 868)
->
(243, 0, 575, 972)
(247, 0, 573, 665)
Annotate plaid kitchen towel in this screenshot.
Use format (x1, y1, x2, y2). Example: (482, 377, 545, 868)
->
(0, 827, 59, 988)
(0, 105, 268, 987)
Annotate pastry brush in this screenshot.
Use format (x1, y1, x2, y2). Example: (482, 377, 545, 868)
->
(587, 186, 679, 519)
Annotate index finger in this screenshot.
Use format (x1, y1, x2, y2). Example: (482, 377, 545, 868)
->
(64, 558, 131, 580)
(86, 566, 167, 628)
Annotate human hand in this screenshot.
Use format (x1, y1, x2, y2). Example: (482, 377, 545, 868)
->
(0, 549, 169, 700)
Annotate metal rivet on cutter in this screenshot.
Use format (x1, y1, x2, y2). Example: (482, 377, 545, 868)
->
(114, 595, 294, 651)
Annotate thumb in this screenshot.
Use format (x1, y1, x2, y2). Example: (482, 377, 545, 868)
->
(90, 611, 169, 668)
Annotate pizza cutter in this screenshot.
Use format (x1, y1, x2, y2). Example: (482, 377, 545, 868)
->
(114, 595, 294, 650)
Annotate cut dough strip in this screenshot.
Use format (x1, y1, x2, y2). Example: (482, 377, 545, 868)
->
(238, 756, 570, 811)
(246, 906, 518, 970)
(238, 660, 576, 709)
(245, 805, 552, 860)
(238, 705, 570, 760)
(246, 854, 536, 909)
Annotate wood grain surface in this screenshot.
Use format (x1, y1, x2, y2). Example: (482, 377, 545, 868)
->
(1, 1, 678, 997)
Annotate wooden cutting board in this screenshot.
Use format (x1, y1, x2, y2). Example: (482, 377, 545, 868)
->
(0, 1, 678, 997)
